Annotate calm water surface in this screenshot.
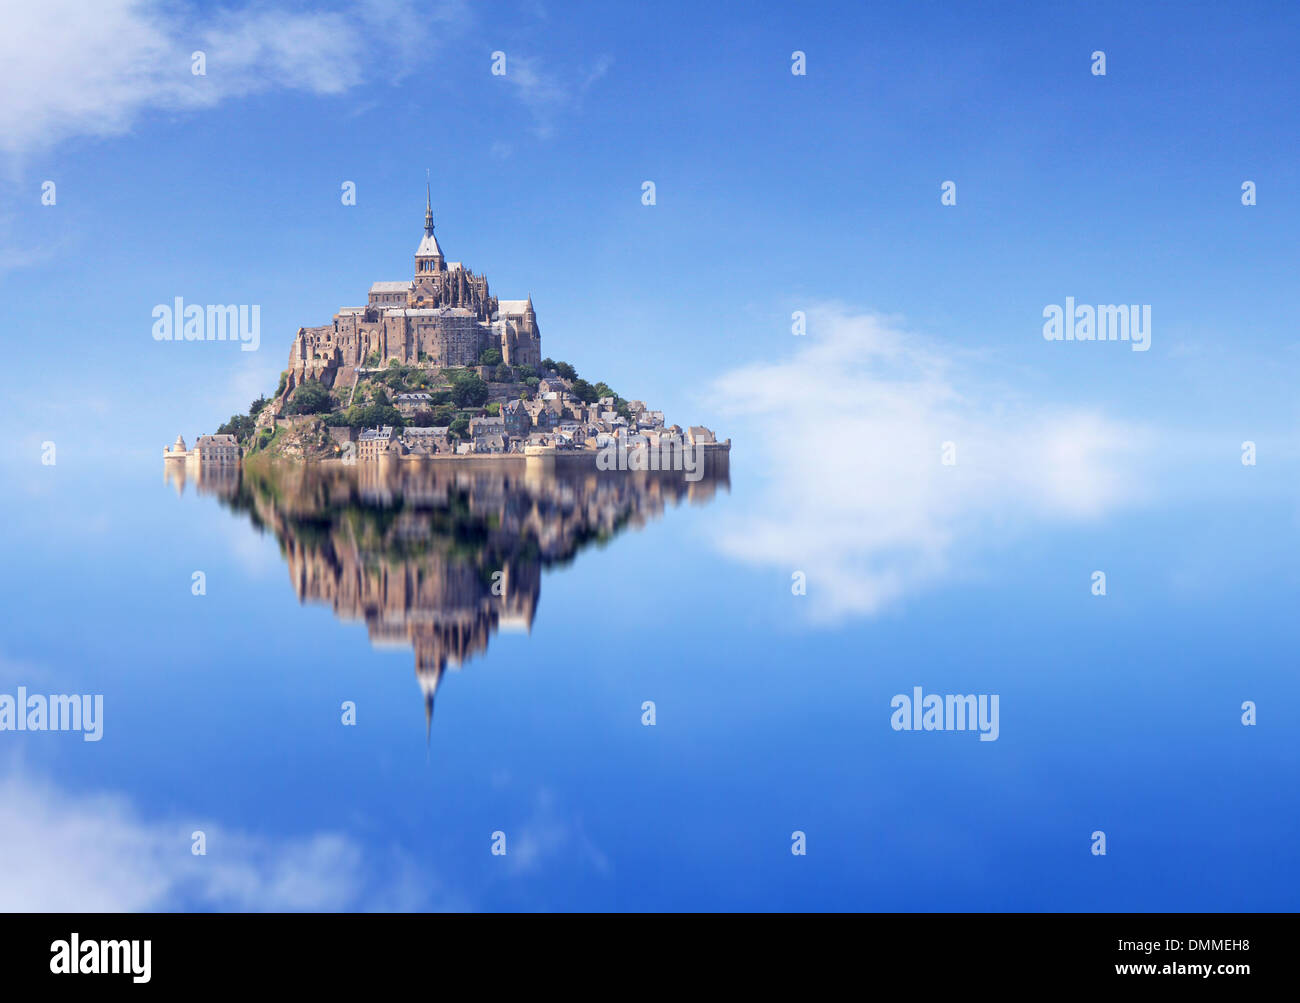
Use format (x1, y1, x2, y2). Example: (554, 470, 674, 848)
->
(0, 448, 1296, 911)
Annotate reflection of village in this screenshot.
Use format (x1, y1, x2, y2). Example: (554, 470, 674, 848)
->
(165, 458, 727, 737)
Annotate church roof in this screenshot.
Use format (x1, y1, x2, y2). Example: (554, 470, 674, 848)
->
(370, 281, 409, 293)
(384, 307, 476, 317)
(416, 232, 443, 258)
(498, 299, 532, 315)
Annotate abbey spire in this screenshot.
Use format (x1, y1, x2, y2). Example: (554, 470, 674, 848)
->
(424, 175, 435, 237)
(415, 176, 444, 272)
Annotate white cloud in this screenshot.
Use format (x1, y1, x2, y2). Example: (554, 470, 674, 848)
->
(710, 305, 1152, 620)
(507, 788, 609, 876)
(500, 53, 613, 138)
(0, 771, 351, 910)
(0, 0, 467, 157)
(0, 768, 438, 911)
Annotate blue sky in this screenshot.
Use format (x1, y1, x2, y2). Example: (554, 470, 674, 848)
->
(2, 0, 1298, 462)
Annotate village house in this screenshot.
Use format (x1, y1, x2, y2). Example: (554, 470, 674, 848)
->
(193, 433, 241, 465)
(358, 425, 398, 460)
(647, 428, 685, 451)
(401, 425, 451, 453)
(393, 392, 435, 413)
(469, 415, 506, 438)
(524, 399, 558, 431)
(474, 432, 507, 454)
(500, 399, 531, 438)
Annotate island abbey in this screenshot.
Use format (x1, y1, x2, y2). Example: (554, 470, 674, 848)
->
(279, 185, 541, 403)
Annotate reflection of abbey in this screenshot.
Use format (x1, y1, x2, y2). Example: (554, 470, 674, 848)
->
(282, 185, 541, 400)
(181, 461, 727, 740)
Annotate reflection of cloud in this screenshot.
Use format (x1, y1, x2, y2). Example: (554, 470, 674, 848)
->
(711, 305, 1151, 620)
(218, 515, 281, 579)
(0, 770, 421, 911)
(0, 0, 468, 157)
(509, 789, 609, 876)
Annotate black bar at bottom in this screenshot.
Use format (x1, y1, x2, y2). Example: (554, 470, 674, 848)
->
(0, 913, 1277, 989)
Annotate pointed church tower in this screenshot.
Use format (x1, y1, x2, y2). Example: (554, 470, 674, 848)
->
(523, 293, 538, 337)
(415, 177, 445, 276)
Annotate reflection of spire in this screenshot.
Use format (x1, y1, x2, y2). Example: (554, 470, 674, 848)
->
(418, 658, 445, 748)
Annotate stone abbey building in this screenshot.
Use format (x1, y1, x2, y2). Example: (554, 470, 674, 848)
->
(278, 187, 541, 404)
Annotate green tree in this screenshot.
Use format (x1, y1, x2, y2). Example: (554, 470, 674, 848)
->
(449, 415, 470, 439)
(249, 395, 270, 417)
(570, 378, 597, 403)
(346, 402, 403, 429)
(485, 402, 501, 416)
(593, 382, 614, 401)
(452, 374, 489, 407)
(554, 360, 577, 381)
(478, 347, 502, 367)
(287, 381, 330, 415)
(217, 413, 255, 440)
(540, 357, 557, 372)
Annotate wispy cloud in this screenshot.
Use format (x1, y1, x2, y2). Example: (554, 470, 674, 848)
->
(0, 0, 468, 158)
(710, 305, 1153, 620)
(0, 768, 447, 911)
(500, 53, 613, 139)
(506, 788, 609, 876)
